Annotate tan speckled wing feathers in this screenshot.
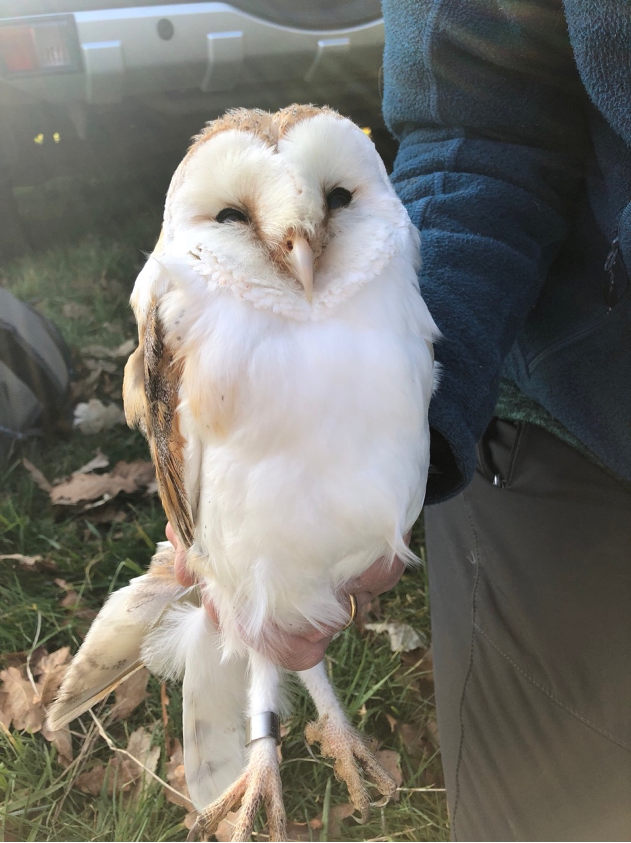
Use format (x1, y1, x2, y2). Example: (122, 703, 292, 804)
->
(124, 300, 194, 549)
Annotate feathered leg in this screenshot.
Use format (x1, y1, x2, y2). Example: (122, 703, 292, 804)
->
(188, 650, 286, 843)
(299, 661, 396, 822)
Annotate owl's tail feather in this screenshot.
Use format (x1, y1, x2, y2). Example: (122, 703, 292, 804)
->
(47, 542, 189, 731)
(142, 603, 248, 808)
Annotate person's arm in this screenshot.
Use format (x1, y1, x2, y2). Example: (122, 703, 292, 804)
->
(382, 0, 590, 503)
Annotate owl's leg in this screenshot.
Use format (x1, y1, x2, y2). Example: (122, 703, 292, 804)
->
(187, 651, 286, 843)
(298, 661, 396, 822)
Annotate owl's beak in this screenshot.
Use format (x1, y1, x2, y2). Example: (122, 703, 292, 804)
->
(285, 236, 314, 303)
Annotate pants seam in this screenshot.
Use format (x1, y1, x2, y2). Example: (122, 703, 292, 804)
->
(474, 623, 631, 753)
(451, 492, 482, 841)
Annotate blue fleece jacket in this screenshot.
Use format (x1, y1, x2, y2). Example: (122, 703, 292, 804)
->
(382, 0, 631, 503)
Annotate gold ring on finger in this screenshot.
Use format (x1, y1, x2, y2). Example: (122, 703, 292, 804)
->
(341, 593, 357, 630)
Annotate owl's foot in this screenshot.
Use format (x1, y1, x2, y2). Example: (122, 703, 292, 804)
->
(305, 714, 397, 823)
(186, 737, 286, 843)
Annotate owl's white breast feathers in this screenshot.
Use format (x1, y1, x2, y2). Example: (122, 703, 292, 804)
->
(146, 248, 437, 651)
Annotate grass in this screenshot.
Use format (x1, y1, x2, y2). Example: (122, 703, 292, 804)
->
(0, 180, 448, 842)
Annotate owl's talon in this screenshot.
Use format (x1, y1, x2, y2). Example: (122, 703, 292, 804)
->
(187, 738, 286, 843)
(305, 715, 396, 823)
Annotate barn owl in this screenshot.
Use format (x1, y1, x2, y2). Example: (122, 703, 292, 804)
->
(49, 105, 439, 841)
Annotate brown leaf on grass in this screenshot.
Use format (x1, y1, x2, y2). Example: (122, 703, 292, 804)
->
(73, 399, 126, 434)
(83, 339, 135, 359)
(283, 804, 353, 841)
(0, 648, 73, 758)
(109, 667, 149, 720)
(33, 646, 71, 705)
(398, 721, 426, 762)
(50, 460, 155, 508)
(52, 582, 97, 626)
(125, 726, 161, 791)
(284, 818, 324, 842)
(74, 450, 109, 475)
(0, 553, 57, 573)
(397, 718, 442, 781)
(0, 692, 11, 729)
(75, 762, 107, 795)
(425, 719, 440, 750)
(60, 590, 81, 610)
(165, 739, 193, 809)
(385, 713, 398, 732)
(183, 811, 198, 831)
(42, 720, 73, 767)
(375, 749, 403, 801)
(74, 726, 160, 797)
(22, 458, 52, 493)
(364, 621, 427, 652)
(0, 667, 44, 732)
(215, 812, 241, 842)
(328, 803, 357, 839)
(356, 594, 382, 633)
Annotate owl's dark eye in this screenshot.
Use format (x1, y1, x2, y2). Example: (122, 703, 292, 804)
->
(326, 187, 353, 211)
(216, 207, 248, 224)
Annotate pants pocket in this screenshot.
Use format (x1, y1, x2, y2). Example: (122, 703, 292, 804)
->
(475, 418, 524, 488)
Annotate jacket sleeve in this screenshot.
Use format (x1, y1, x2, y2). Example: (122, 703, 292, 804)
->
(382, 0, 590, 503)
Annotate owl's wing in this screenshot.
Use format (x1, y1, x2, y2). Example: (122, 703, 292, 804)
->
(47, 543, 191, 730)
(123, 250, 196, 548)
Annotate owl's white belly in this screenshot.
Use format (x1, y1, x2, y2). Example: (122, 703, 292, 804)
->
(171, 264, 434, 636)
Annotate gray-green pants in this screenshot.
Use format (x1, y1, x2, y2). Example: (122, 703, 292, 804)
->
(426, 420, 631, 841)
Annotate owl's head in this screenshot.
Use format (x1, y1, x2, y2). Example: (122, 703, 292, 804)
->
(161, 106, 415, 318)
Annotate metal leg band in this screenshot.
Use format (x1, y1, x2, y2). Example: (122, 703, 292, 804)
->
(245, 711, 281, 746)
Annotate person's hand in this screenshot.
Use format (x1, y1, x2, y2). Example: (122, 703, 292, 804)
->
(166, 523, 407, 671)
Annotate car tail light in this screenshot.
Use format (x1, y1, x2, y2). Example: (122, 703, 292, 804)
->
(0, 16, 80, 77)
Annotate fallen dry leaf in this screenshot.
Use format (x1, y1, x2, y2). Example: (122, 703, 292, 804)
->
(0, 647, 73, 754)
(0, 691, 11, 729)
(215, 811, 241, 842)
(397, 719, 442, 765)
(364, 621, 427, 652)
(75, 726, 160, 798)
(125, 726, 161, 790)
(74, 451, 109, 475)
(42, 720, 73, 766)
(33, 646, 71, 705)
(83, 339, 135, 359)
(0, 666, 45, 732)
(50, 460, 155, 508)
(385, 713, 398, 732)
(60, 590, 81, 610)
(110, 667, 150, 720)
(22, 458, 52, 493)
(75, 762, 107, 795)
(375, 749, 403, 801)
(328, 802, 357, 839)
(73, 399, 126, 434)
(183, 811, 198, 831)
(165, 739, 193, 809)
(0, 553, 57, 574)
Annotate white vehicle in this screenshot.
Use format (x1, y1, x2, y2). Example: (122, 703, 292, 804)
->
(0, 2, 387, 182)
